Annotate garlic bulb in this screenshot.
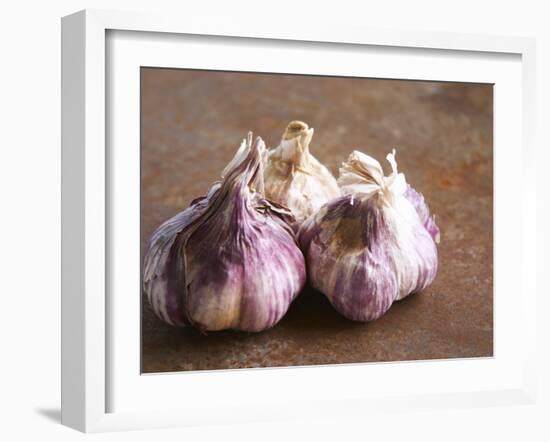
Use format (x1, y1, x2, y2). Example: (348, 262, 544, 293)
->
(298, 150, 439, 322)
(143, 133, 306, 332)
(264, 121, 340, 227)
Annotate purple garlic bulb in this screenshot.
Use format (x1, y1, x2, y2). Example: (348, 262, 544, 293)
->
(298, 150, 439, 322)
(143, 133, 306, 332)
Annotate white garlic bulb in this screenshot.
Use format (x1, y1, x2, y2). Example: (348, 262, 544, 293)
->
(264, 121, 341, 227)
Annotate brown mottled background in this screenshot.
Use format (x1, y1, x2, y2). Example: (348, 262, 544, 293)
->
(141, 68, 493, 373)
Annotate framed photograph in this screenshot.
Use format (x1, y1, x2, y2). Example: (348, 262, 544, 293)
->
(61, 9, 537, 433)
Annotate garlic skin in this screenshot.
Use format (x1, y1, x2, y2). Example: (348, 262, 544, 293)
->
(404, 184, 440, 244)
(264, 121, 341, 227)
(298, 150, 439, 321)
(143, 134, 306, 332)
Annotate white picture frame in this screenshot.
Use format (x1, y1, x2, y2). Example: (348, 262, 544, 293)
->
(61, 9, 537, 433)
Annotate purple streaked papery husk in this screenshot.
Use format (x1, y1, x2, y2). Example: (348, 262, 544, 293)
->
(143, 133, 306, 332)
(404, 184, 441, 244)
(298, 150, 439, 322)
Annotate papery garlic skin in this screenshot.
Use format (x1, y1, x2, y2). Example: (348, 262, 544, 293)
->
(298, 150, 439, 321)
(264, 121, 340, 226)
(143, 134, 306, 332)
(404, 184, 440, 244)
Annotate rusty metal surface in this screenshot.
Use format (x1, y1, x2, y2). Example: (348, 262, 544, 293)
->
(140, 68, 493, 373)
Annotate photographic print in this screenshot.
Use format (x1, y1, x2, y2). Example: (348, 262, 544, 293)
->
(141, 68, 493, 373)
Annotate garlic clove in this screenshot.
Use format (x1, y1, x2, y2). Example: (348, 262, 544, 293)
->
(264, 121, 341, 227)
(143, 133, 306, 332)
(298, 149, 439, 321)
